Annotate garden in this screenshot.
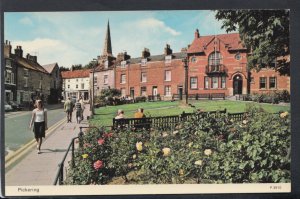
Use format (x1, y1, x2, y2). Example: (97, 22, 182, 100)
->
(65, 103, 290, 185)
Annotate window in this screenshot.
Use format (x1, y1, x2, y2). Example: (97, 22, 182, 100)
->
(165, 86, 172, 96)
(121, 74, 126, 84)
(269, 77, 277, 89)
(39, 80, 42, 89)
(121, 88, 126, 97)
(81, 83, 84, 89)
(121, 61, 127, 68)
(204, 77, 209, 89)
(190, 77, 198, 89)
(165, 70, 171, 81)
(165, 55, 172, 64)
(68, 85, 70, 89)
(259, 77, 267, 89)
(24, 69, 29, 76)
(6, 59, 12, 68)
(104, 75, 108, 84)
(212, 77, 218, 89)
(68, 79, 70, 82)
(221, 76, 226, 88)
(191, 57, 197, 63)
(250, 77, 254, 83)
(141, 58, 147, 66)
(5, 70, 11, 83)
(104, 60, 109, 69)
(94, 76, 97, 84)
(208, 52, 222, 66)
(141, 87, 147, 96)
(76, 79, 78, 82)
(141, 72, 147, 82)
(235, 53, 241, 60)
(24, 77, 28, 87)
(76, 84, 78, 89)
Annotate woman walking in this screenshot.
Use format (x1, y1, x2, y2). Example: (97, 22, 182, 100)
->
(29, 100, 48, 154)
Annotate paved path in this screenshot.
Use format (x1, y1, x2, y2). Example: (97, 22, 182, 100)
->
(5, 104, 91, 186)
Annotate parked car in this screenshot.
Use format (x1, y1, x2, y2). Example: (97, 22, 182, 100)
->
(9, 101, 23, 111)
(5, 101, 13, 112)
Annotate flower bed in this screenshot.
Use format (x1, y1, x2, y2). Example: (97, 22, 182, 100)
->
(66, 105, 290, 184)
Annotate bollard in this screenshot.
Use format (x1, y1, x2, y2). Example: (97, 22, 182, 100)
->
(78, 127, 84, 148)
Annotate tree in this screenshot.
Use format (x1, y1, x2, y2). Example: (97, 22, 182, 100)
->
(59, 66, 70, 72)
(71, 64, 83, 70)
(215, 10, 290, 75)
(83, 60, 97, 69)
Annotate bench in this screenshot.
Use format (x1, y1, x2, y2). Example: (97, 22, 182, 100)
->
(210, 93, 225, 100)
(197, 93, 210, 100)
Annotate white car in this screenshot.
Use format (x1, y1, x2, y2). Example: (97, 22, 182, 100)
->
(5, 101, 13, 112)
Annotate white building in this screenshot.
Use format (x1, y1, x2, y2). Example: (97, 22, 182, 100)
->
(61, 69, 91, 101)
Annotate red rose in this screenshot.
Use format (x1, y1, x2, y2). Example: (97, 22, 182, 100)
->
(103, 132, 113, 138)
(98, 139, 105, 145)
(93, 160, 104, 170)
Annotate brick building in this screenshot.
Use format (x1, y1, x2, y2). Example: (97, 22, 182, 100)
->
(115, 45, 186, 100)
(43, 63, 63, 103)
(92, 21, 116, 96)
(114, 29, 290, 99)
(4, 41, 52, 105)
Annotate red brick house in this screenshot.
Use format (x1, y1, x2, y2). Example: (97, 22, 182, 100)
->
(115, 29, 290, 100)
(115, 45, 186, 100)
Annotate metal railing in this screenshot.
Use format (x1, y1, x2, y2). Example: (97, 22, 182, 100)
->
(53, 126, 108, 185)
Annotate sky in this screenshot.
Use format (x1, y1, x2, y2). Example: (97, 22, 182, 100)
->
(4, 10, 232, 68)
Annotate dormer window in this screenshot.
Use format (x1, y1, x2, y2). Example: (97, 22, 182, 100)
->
(104, 60, 109, 69)
(141, 58, 147, 66)
(165, 55, 172, 64)
(5, 60, 12, 68)
(121, 60, 127, 68)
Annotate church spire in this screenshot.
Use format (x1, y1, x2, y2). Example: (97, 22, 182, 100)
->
(102, 20, 112, 56)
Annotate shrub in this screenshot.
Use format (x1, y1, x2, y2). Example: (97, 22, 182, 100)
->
(135, 96, 147, 103)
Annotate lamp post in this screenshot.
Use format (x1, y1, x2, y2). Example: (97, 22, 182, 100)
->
(182, 57, 189, 105)
(90, 58, 98, 116)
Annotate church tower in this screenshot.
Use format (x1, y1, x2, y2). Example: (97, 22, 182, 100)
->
(102, 20, 112, 57)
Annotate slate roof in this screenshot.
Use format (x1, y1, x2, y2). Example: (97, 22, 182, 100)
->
(61, 69, 91, 79)
(43, 63, 58, 73)
(187, 33, 247, 54)
(11, 54, 49, 74)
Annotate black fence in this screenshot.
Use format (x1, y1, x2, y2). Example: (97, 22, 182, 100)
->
(172, 93, 225, 100)
(112, 109, 242, 130)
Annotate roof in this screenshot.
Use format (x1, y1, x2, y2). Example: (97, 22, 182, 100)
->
(43, 63, 58, 73)
(128, 52, 187, 64)
(187, 33, 247, 54)
(61, 69, 91, 79)
(11, 54, 49, 74)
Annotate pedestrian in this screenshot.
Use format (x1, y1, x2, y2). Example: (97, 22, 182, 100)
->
(29, 100, 48, 154)
(79, 96, 85, 120)
(64, 97, 73, 123)
(74, 99, 82, 124)
(134, 108, 146, 118)
(115, 109, 125, 119)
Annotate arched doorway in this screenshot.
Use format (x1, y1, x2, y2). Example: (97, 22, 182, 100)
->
(233, 74, 243, 95)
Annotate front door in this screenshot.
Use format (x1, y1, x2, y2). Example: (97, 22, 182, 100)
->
(178, 86, 183, 100)
(152, 86, 158, 100)
(130, 87, 135, 98)
(233, 75, 243, 95)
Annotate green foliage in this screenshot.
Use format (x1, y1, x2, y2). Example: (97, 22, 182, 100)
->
(251, 90, 290, 104)
(135, 96, 147, 103)
(215, 10, 290, 75)
(59, 66, 70, 72)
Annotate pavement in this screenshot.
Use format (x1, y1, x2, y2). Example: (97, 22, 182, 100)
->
(5, 104, 91, 186)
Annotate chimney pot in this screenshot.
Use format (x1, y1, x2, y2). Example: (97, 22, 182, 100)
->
(194, 29, 200, 39)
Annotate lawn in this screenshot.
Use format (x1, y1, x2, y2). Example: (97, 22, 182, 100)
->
(90, 100, 290, 127)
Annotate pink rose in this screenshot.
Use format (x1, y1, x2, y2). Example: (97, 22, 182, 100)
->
(93, 160, 104, 170)
(98, 139, 105, 145)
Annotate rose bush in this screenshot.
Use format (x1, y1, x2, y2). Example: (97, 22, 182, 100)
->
(66, 105, 290, 184)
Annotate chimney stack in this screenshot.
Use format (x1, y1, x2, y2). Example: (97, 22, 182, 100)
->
(164, 44, 172, 55)
(142, 48, 150, 58)
(26, 53, 37, 63)
(181, 47, 187, 53)
(4, 40, 12, 57)
(194, 29, 200, 39)
(14, 46, 23, 58)
(117, 51, 131, 61)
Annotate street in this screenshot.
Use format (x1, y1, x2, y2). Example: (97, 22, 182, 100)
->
(5, 106, 66, 155)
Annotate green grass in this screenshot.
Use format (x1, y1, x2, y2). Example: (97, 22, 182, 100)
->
(90, 100, 290, 127)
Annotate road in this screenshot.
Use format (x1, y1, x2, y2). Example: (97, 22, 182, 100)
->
(5, 107, 66, 155)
